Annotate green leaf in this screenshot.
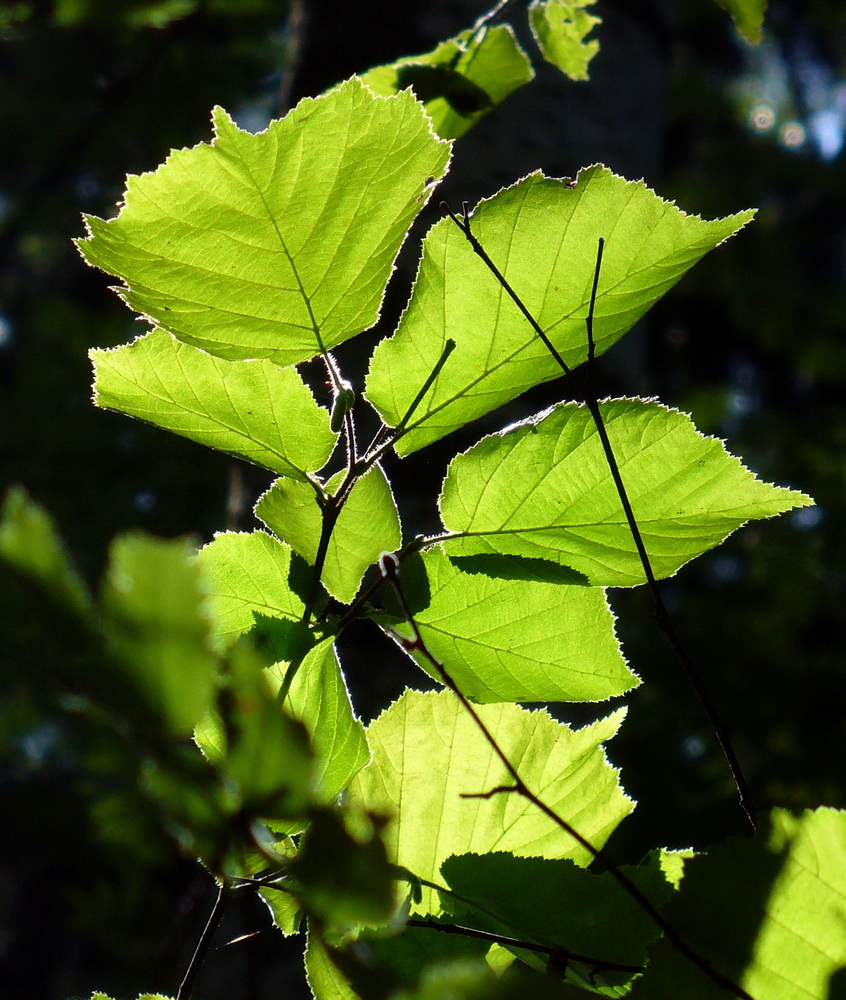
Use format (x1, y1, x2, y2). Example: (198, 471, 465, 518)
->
(529, 0, 601, 81)
(0, 486, 90, 617)
(366, 166, 754, 455)
(630, 808, 846, 1000)
(91, 328, 336, 479)
(360, 24, 534, 140)
(291, 807, 396, 929)
(195, 531, 306, 648)
(269, 639, 370, 803)
(440, 851, 676, 990)
(306, 930, 359, 1000)
(348, 690, 632, 913)
(77, 78, 451, 366)
(100, 534, 217, 735)
(713, 0, 767, 44)
(257, 464, 402, 604)
(439, 399, 812, 587)
(387, 548, 637, 703)
(219, 645, 314, 820)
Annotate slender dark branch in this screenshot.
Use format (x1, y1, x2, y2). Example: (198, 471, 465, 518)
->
(177, 882, 230, 1000)
(379, 557, 756, 1000)
(364, 338, 457, 462)
(442, 206, 757, 833)
(441, 202, 574, 377)
(407, 918, 643, 976)
(393, 338, 456, 436)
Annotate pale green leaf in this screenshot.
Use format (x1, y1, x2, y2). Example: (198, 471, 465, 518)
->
(257, 463, 401, 604)
(388, 548, 636, 702)
(91, 328, 335, 479)
(269, 639, 370, 803)
(439, 399, 812, 587)
(77, 79, 451, 366)
(348, 690, 632, 913)
(100, 535, 217, 735)
(714, 0, 767, 44)
(630, 808, 846, 1000)
(529, 0, 601, 81)
(360, 24, 534, 140)
(195, 530, 305, 648)
(366, 166, 753, 455)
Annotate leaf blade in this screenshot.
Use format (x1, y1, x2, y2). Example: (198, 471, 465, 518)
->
(348, 690, 633, 913)
(389, 548, 637, 703)
(439, 399, 813, 587)
(366, 167, 754, 455)
(78, 80, 451, 366)
(91, 328, 336, 478)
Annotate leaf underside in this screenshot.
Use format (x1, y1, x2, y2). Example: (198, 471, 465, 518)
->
(366, 166, 754, 456)
(439, 399, 812, 587)
(78, 79, 451, 367)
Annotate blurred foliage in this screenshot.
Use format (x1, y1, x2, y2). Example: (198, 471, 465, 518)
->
(1, 0, 845, 998)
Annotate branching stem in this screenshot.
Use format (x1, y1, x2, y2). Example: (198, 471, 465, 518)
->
(379, 558, 755, 1000)
(443, 203, 757, 833)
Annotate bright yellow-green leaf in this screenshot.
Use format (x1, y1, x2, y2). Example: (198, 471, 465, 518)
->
(529, 0, 601, 81)
(439, 399, 812, 587)
(268, 639, 370, 803)
(360, 24, 533, 140)
(366, 166, 753, 455)
(348, 690, 632, 913)
(195, 531, 305, 648)
(78, 79, 451, 366)
(91, 328, 336, 479)
(388, 548, 636, 702)
(257, 464, 401, 603)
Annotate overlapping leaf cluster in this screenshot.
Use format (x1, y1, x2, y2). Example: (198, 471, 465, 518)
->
(3, 0, 843, 998)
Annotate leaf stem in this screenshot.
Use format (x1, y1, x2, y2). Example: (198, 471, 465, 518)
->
(443, 204, 757, 834)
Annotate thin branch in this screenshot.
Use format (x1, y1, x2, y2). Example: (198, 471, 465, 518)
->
(442, 204, 757, 833)
(177, 881, 230, 1000)
(378, 556, 756, 1000)
(406, 918, 643, 976)
(364, 337, 457, 462)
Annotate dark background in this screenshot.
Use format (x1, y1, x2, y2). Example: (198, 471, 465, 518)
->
(1, 1, 844, 997)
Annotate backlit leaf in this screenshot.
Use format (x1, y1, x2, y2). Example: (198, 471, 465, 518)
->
(91, 328, 336, 479)
(529, 0, 601, 81)
(360, 24, 533, 140)
(78, 79, 451, 366)
(439, 399, 812, 587)
(195, 530, 305, 648)
(366, 167, 753, 455)
(269, 639, 370, 803)
(387, 548, 636, 702)
(348, 690, 632, 913)
(630, 808, 846, 1000)
(257, 464, 401, 604)
(714, 0, 767, 43)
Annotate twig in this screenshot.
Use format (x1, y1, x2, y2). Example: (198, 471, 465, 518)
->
(406, 918, 643, 977)
(442, 203, 757, 833)
(177, 881, 230, 1000)
(378, 555, 756, 1000)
